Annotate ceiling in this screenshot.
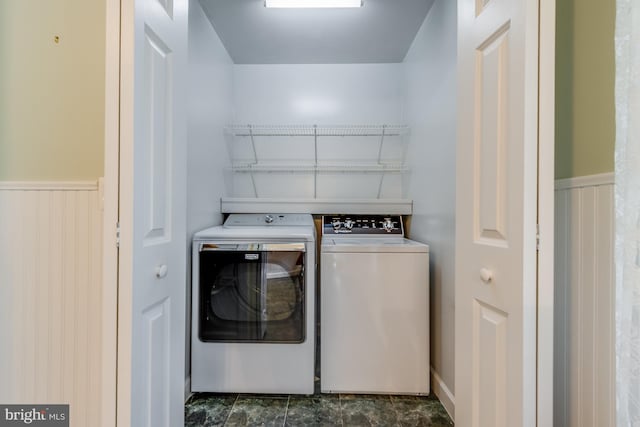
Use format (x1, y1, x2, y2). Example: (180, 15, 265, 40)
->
(199, 0, 435, 64)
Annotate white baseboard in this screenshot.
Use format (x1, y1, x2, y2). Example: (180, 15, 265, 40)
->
(431, 367, 455, 422)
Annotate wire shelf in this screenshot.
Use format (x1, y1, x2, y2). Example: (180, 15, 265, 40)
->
(225, 124, 410, 137)
(224, 124, 411, 199)
(230, 163, 407, 173)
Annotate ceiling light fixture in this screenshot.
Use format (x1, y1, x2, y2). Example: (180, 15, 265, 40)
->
(264, 0, 363, 8)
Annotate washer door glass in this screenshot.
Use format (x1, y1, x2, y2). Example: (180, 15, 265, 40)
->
(198, 248, 305, 343)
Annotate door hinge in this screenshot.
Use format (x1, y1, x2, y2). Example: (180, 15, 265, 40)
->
(536, 223, 540, 251)
(116, 221, 121, 248)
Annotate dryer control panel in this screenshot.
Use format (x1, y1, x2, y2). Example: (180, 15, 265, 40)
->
(322, 215, 404, 236)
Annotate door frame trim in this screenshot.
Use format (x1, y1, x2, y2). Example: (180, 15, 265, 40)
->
(103, 0, 557, 424)
(114, 0, 137, 424)
(103, 0, 121, 426)
(537, 0, 556, 425)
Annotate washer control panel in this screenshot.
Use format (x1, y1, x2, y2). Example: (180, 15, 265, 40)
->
(322, 215, 404, 236)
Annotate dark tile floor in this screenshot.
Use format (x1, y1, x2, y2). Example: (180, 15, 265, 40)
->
(185, 391, 454, 426)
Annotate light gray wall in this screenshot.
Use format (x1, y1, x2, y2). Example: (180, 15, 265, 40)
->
(232, 63, 403, 124)
(186, 0, 234, 389)
(187, 0, 234, 236)
(200, 0, 433, 64)
(231, 63, 406, 199)
(402, 0, 457, 398)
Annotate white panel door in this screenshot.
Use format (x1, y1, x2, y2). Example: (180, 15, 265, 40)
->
(455, 0, 540, 426)
(118, 0, 188, 425)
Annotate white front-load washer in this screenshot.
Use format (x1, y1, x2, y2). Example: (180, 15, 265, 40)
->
(191, 213, 316, 394)
(320, 215, 430, 395)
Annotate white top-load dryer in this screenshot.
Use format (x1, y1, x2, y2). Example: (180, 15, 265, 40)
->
(320, 215, 430, 395)
(191, 214, 315, 394)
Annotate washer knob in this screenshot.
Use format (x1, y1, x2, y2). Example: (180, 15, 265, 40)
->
(264, 214, 274, 224)
(383, 219, 395, 232)
(344, 219, 355, 230)
(332, 219, 342, 230)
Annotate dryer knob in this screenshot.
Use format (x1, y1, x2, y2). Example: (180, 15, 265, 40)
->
(332, 220, 342, 230)
(344, 219, 354, 230)
(264, 214, 274, 224)
(383, 219, 395, 232)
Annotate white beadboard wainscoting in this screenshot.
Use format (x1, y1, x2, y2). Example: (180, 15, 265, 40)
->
(0, 181, 103, 425)
(554, 173, 615, 427)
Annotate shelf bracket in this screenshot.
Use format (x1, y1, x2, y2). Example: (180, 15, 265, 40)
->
(248, 124, 258, 197)
(314, 124, 318, 198)
(376, 125, 387, 199)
